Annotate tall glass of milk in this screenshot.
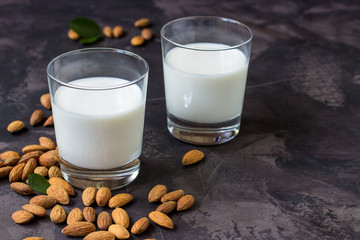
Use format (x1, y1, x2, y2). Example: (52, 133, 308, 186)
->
(46, 48, 148, 190)
(161, 16, 253, 145)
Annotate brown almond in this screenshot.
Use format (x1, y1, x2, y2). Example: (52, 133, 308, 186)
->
(43, 115, 54, 127)
(103, 26, 113, 38)
(12, 210, 34, 224)
(182, 149, 205, 165)
(10, 182, 34, 195)
(0, 166, 13, 179)
(112, 207, 129, 228)
(39, 150, 59, 168)
(1, 150, 21, 165)
(34, 166, 48, 177)
(84, 231, 115, 240)
(131, 217, 150, 234)
(30, 109, 44, 126)
(112, 25, 124, 38)
(47, 185, 70, 205)
(108, 193, 133, 208)
(134, 18, 150, 28)
(177, 194, 195, 211)
(7, 120, 25, 133)
(96, 187, 111, 207)
(131, 36, 145, 46)
(22, 158, 37, 180)
(160, 189, 184, 203)
(148, 211, 174, 229)
(9, 163, 25, 182)
(50, 205, 67, 224)
(68, 29, 80, 40)
(156, 201, 177, 214)
(23, 237, 45, 240)
(22, 204, 47, 217)
(108, 224, 130, 239)
(61, 221, 96, 236)
(67, 207, 84, 224)
(40, 93, 51, 109)
(48, 165, 62, 178)
(97, 211, 113, 230)
(39, 136, 56, 150)
(30, 195, 56, 208)
(82, 187, 97, 206)
(141, 28, 153, 40)
(49, 177, 75, 196)
(0, 161, 4, 167)
(83, 207, 96, 223)
(22, 145, 48, 154)
(18, 151, 43, 164)
(148, 184, 167, 202)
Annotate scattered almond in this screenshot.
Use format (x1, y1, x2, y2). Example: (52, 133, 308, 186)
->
(67, 207, 84, 224)
(9, 163, 25, 182)
(12, 210, 34, 224)
(131, 35, 145, 46)
(97, 211, 113, 230)
(0, 151, 21, 165)
(34, 166, 48, 177)
(49, 177, 75, 196)
(68, 29, 80, 40)
(82, 187, 97, 206)
(156, 201, 177, 214)
(61, 221, 96, 236)
(112, 25, 124, 38)
(22, 145, 49, 154)
(43, 115, 54, 127)
(96, 187, 112, 207)
(22, 158, 37, 180)
(39, 150, 59, 168)
(30, 195, 56, 208)
(30, 109, 44, 126)
(18, 151, 44, 164)
(50, 205, 67, 224)
(134, 18, 150, 28)
(108, 193, 133, 208)
(39, 136, 56, 150)
(177, 194, 195, 211)
(0, 166, 12, 178)
(182, 149, 205, 165)
(40, 93, 51, 109)
(148, 184, 167, 202)
(103, 26, 113, 38)
(148, 211, 174, 229)
(48, 165, 62, 178)
(160, 189, 185, 203)
(10, 182, 34, 195)
(141, 28, 153, 40)
(112, 207, 129, 228)
(108, 224, 130, 239)
(47, 185, 70, 205)
(7, 120, 25, 133)
(131, 217, 150, 234)
(83, 207, 96, 223)
(23, 237, 45, 240)
(84, 231, 115, 240)
(22, 204, 47, 217)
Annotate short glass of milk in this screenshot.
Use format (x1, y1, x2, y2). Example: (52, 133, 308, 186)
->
(161, 16, 252, 145)
(46, 48, 148, 190)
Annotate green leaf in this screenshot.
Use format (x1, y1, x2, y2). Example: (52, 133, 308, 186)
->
(79, 35, 102, 45)
(69, 17, 101, 38)
(28, 173, 51, 194)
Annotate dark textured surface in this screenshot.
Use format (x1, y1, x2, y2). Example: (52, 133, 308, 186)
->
(1, 0, 360, 239)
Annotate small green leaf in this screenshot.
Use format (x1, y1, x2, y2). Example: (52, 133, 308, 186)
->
(69, 17, 101, 38)
(79, 35, 102, 45)
(28, 173, 51, 194)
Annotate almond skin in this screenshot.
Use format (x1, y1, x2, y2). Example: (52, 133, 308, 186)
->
(22, 158, 37, 180)
(141, 28, 153, 40)
(83, 207, 96, 223)
(134, 18, 150, 28)
(9, 163, 25, 182)
(10, 182, 34, 195)
(62, 221, 96, 237)
(47, 185, 70, 205)
(39, 136, 56, 150)
(50, 205, 67, 224)
(148, 211, 174, 229)
(160, 189, 185, 203)
(82, 187, 97, 206)
(84, 231, 115, 240)
(68, 29, 80, 40)
(0, 151, 21, 165)
(97, 211, 113, 230)
(34, 166, 48, 177)
(108, 224, 130, 239)
(48, 166, 62, 178)
(22, 204, 47, 217)
(96, 187, 112, 207)
(156, 201, 177, 214)
(22, 145, 49, 154)
(30, 195, 56, 209)
(39, 150, 59, 168)
(12, 210, 34, 224)
(182, 149, 205, 165)
(43, 115, 54, 127)
(112, 208, 129, 228)
(18, 151, 43, 164)
(23, 237, 45, 240)
(30, 109, 44, 126)
(67, 207, 84, 224)
(131, 36, 145, 46)
(177, 194, 195, 211)
(40, 93, 51, 109)
(131, 217, 150, 234)
(108, 193, 133, 208)
(103, 26, 113, 38)
(112, 25, 124, 38)
(0, 166, 13, 179)
(7, 120, 25, 133)
(49, 177, 75, 196)
(148, 184, 167, 202)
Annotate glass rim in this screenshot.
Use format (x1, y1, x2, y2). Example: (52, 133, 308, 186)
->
(46, 47, 149, 91)
(160, 16, 253, 51)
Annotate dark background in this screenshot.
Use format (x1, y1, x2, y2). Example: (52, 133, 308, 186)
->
(0, 0, 359, 239)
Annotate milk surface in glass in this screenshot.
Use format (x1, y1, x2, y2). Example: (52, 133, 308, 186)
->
(52, 77, 145, 170)
(163, 42, 248, 124)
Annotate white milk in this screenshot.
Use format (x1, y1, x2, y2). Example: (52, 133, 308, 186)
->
(163, 42, 249, 124)
(52, 77, 145, 170)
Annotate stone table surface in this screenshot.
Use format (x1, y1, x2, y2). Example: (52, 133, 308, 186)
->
(0, 0, 360, 239)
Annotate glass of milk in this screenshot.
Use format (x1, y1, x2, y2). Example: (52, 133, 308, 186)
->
(46, 48, 148, 190)
(161, 16, 253, 145)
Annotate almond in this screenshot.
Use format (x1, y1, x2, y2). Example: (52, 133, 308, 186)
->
(84, 231, 115, 240)
(160, 189, 184, 203)
(177, 194, 195, 211)
(131, 217, 150, 234)
(108, 224, 130, 239)
(61, 221, 96, 236)
(134, 18, 150, 28)
(68, 29, 80, 40)
(39, 136, 56, 150)
(30, 195, 56, 208)
(22, 145, 49, 154)
(83, 207, 96, 223)
(49, 177, 75, 196)
(23, 237, 45, 240)
(39, 150, 59, 168)
(47, 185, 70, 205)
(97, 211, 112, 230)
(12, 210, 34, 224)
(18, 151, 44, 164)
(112, 25, 124, 38)
(30, 109, 44, 126)
(141, 28, 153, 40)
(34, 166, 48, 177)
(103, 26, 113, 38)
(43, 115, 54, 127)
(182, 149, 205, 165)
(148, 184, 167, 202)
(67, 207, 84, 224)
(156, 201, 177, 214)
(7, 120, 25, 133)
(50, 205, 67, 224)
(48, 165, 62, 178)
(9, 162, 25, 182)
(112, 207, 129, 228)
(96, 187, 111, 207)
(0, 161, 3, 167)
(0, 166, 13, 178)
(0, 150, 21, 165)
(148, 211, 174, 229)
(40, 93, 51, 109)
(130, 36, 145, 46)
(82, 187, 97, 206)
(22, 158, 37, 180)
(108, 193, 133, 208)
(10, 182, 34, 195)
(22, 204, 47, 217)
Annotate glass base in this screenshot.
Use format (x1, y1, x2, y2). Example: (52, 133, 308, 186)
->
(167, 114, 240, 145)
(60, 158, 140, 190)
